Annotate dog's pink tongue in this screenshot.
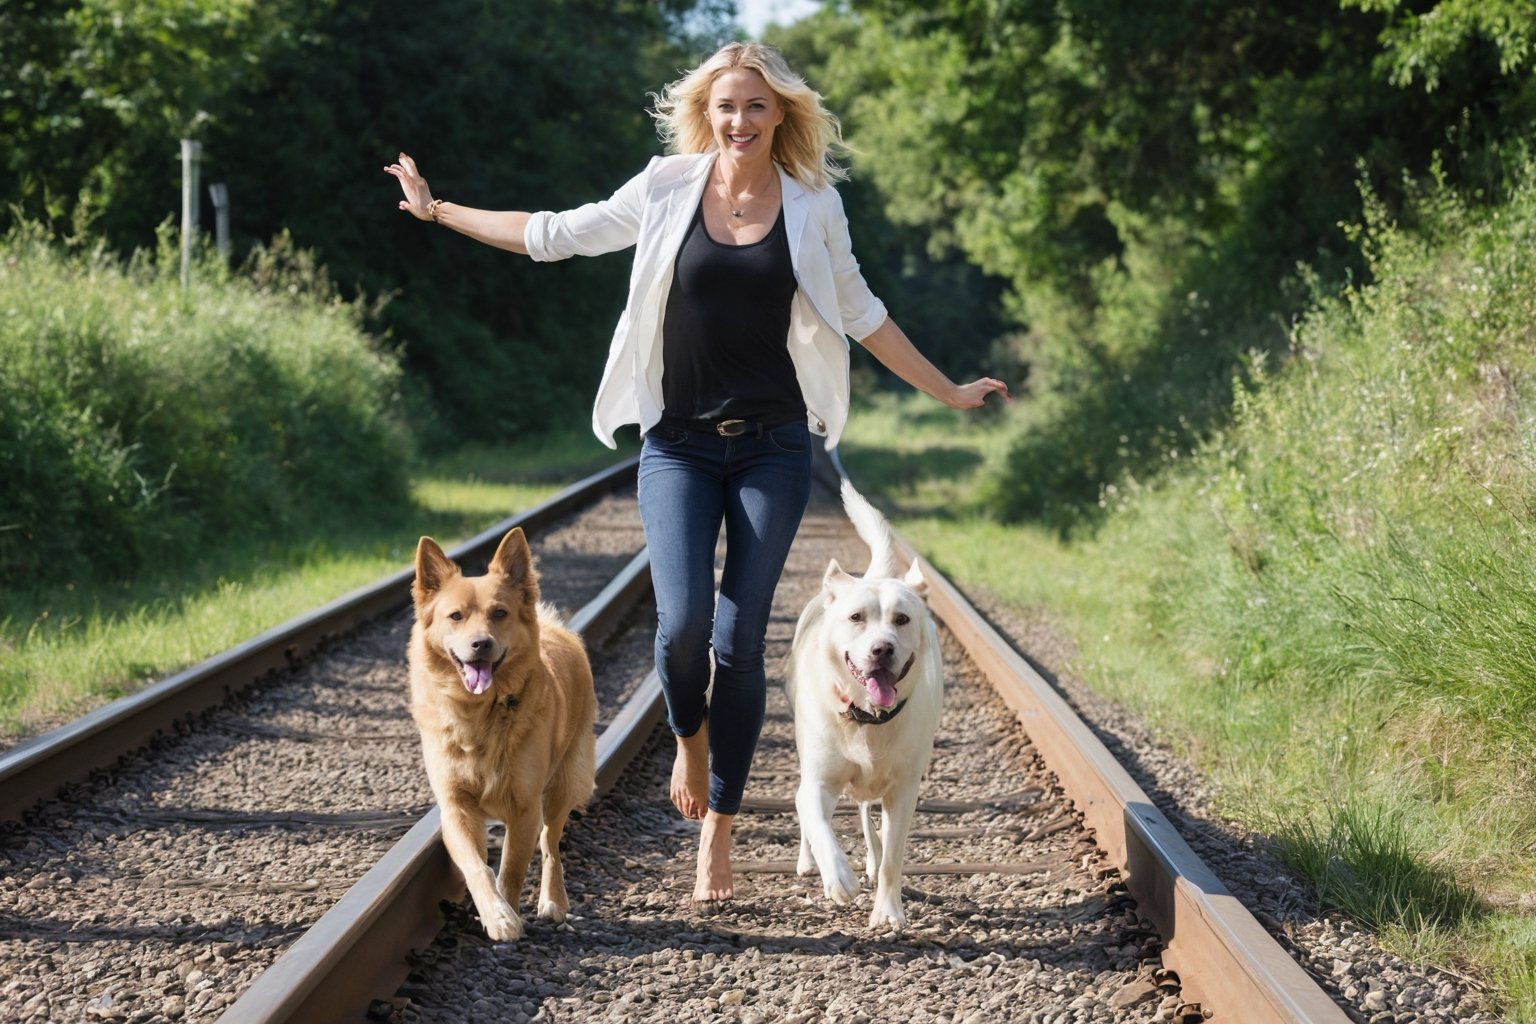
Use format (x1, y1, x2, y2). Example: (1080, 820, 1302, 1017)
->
(866, 671, 898, 708)
(462, 660, 494, 695)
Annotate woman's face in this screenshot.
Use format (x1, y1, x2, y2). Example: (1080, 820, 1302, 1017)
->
(707, 68, 785, 162)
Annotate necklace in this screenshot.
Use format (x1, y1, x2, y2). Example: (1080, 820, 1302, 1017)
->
(715, 175, 765, 218)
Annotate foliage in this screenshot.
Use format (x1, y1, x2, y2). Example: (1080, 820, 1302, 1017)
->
(840, 162, 1536, 1012)
(0, 0, 315, 239)
(807, 0, 1536, 530)
(1342, 0, 1536, 87)
(771, 13, 1019, 392)
(1, 0, 735, 439)
(0, 221, 411, 587)
(1116, 166, 1536, 992)
(1189, 167, 1536, 764)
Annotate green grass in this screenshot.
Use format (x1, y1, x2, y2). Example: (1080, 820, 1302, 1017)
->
(842, 388, 1535, 1019)
(839, 171, 1536, 1018)
(1275, 800, 1479, 935)
(0, 430, 632, 739)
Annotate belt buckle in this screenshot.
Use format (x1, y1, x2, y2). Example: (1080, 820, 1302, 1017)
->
(715, 419, 748, 437)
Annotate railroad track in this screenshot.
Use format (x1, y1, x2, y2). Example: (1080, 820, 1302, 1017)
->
(0, 457, 1490, 1024)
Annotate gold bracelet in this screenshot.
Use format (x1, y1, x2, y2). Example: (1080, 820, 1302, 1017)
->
(426, 199, 446, 222)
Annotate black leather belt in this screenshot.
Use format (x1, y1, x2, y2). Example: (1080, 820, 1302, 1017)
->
(710, 418, 764, 438)
(662, 418, 771, 438)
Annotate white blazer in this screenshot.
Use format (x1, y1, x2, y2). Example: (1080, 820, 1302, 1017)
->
(523, 152, 888, 449)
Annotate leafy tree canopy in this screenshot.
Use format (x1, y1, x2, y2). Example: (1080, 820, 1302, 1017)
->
(2, 0, 737, 437)
(782, 0, 1536, 529)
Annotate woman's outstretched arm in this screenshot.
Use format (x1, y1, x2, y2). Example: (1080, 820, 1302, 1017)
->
(384, 152, 532, 254)
(857, 317, 1011, 409)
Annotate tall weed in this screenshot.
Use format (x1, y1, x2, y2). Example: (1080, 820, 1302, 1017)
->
(1276, 800, 1479, 935)
(1094, 170, 1536, 1001)
(0, 222, 411, 588)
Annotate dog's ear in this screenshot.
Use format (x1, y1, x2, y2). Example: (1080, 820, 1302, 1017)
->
(903, 559, 928, 597)
(823, 558, 857, 600)
(490, 527, 541, 610)
(413, 537, 458, 607)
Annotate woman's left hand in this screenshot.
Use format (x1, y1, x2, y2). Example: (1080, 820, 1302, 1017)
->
(949, 377, 1011, 409)
(856, 318, 1012, 411)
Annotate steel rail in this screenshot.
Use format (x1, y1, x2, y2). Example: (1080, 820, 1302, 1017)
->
(216, 550, 661, 1024)
(232, 455, 1351, 1024)
(864, 530, 1348, 1018)
(38, 446, 1352, 1023)
(0, 456, 639, 824)
(224, 474, 1350, 1023)
(822, 443, 1344, 1022)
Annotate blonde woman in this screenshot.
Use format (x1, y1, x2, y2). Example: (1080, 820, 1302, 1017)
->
(386, 41, 1008, 908)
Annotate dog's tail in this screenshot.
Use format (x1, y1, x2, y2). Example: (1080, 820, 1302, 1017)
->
(537, 601, 578, 636)
(840, 478, 898, 580)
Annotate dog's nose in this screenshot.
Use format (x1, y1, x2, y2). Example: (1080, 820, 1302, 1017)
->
(869, 641, 893, 662)
(469, 635, 495, 655)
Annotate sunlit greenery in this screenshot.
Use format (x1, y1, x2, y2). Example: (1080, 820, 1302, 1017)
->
(0, 221, 411, 587)
(7, 0, 1536, 1013)
(781, 0, 1536, 530)
(0, 433, 622, 738)
(841, 165, 1536, 1019)
(1, 0, 737, 440)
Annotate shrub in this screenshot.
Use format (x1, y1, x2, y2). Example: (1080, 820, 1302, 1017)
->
(0, 223, 412, 586)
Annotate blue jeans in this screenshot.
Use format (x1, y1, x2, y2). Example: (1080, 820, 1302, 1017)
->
(637, 420, 813, 815)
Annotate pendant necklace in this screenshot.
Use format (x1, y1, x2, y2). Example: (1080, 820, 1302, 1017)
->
(717, 176, 752, 218)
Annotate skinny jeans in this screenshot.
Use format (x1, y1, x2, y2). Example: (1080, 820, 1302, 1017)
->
(637, 420, 813, 815)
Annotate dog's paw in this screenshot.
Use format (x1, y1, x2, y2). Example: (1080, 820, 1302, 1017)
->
(822, 862, 859, 905)
(537, 896, 569, 923)
(480, 899, 525, 942)
(796, 839, 816, 877)
(868, 899, 907, 932)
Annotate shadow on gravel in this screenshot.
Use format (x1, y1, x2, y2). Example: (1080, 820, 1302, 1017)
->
(419, 884, 1132, 994)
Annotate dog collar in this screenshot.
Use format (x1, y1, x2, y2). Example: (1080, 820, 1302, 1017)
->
(840, 698, 909, 726)
(836, 652, 916, 725)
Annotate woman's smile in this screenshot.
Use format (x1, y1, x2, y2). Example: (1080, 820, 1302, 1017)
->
(709, 68, 784, 160)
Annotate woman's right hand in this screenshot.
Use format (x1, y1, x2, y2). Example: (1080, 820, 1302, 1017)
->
(382, 154, 534, 254)
(384, 152, 435, 220)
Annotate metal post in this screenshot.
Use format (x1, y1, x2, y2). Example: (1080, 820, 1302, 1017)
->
(180, 139, 202, 287)
(208, 183, 230, 261)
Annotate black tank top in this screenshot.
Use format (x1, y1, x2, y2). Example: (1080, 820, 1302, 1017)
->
(660, 199, 804, 425)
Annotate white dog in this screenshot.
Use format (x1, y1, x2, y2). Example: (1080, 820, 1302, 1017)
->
(785, 479, 944, 930)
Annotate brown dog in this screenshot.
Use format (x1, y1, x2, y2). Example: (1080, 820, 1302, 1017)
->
(408, 528, 596, 941)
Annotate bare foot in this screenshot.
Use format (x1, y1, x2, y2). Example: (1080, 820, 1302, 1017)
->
(694, 811, 734, 902)
(670, 726, 709, 820)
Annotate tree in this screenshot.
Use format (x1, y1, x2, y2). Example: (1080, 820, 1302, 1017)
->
(798, 0, 1536, 528)
(2, 0, 737, 439)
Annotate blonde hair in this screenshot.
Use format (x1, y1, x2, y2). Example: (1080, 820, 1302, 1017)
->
(649, 42, 848, 191)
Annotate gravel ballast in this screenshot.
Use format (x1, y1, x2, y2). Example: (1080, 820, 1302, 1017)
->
(0, 480, 1500, 1023)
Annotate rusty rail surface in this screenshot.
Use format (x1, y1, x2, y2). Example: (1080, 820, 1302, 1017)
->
(905, 549, 1347, 1023)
